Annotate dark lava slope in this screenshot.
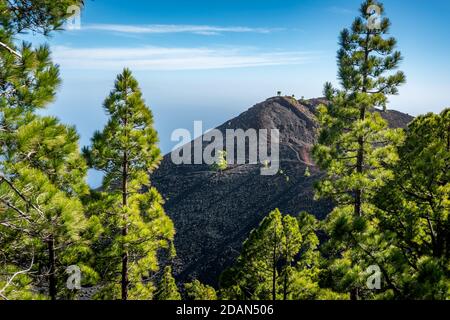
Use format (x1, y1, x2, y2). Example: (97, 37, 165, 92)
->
(152, 96, 414, 286)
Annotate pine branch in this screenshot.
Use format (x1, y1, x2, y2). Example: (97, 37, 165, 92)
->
(0, 253, 34, 300)
(0, 41, 22, 58)
(0, 197, 32, 223)
(0, 175, 45, 219)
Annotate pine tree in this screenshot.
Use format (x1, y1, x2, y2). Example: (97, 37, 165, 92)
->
(184, 280, 217, 300)
(212, 150, 227, 172)
(0, 0, 95, 300)
(312, 0, 406, 299)
(220, 209, 331, 300)
(1, 0, 84, 35)
(374, 109, 450, 299)
(83, 68, 175, 300)
(155, 266, 181, 300)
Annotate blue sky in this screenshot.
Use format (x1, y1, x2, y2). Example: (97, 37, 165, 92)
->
(23, 0, 450, 184)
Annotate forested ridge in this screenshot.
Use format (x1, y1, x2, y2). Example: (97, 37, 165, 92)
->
(0, 0, 448, 300)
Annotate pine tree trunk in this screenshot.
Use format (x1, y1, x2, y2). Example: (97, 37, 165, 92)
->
(121, 239, 128, 301)
(272, 236, 277, 301)
(121, 81, 130, 301)
(283, 247, 289, 300)
(47, 235, 57, 300)
(121, 89, 129, 299)
(354, 108, 365, 222)
(122, 148, 128, 300)
(350, 288, 359, 301)
(351, 31, 371, 301)
(272, 259, 276, 300)
(121, 151, 129, 300)
(355, 133, 364, 218)
(354, 31, 370, 219)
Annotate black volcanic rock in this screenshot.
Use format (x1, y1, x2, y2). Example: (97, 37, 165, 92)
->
(152, 96, 414, 286)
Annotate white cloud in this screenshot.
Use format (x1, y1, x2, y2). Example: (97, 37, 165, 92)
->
(52, 46, 319, 71)
(81, 24, 282, 35)
(328, 6, 356, 15)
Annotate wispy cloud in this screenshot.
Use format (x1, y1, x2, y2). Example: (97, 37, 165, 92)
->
(81, 24, 283, 35)
(328, 6, 356, 15)
(52, 46, 318, 71)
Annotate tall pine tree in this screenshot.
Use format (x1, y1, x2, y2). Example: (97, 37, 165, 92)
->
(374, 109, 450, 299)
(312, 0, 406, 299)
(155, 266, 181, 300)
(83, 69, 175, 300)
(184, 280, 217, 300)
(0, 0, 96, 300)
(220, 210, 335, 300)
